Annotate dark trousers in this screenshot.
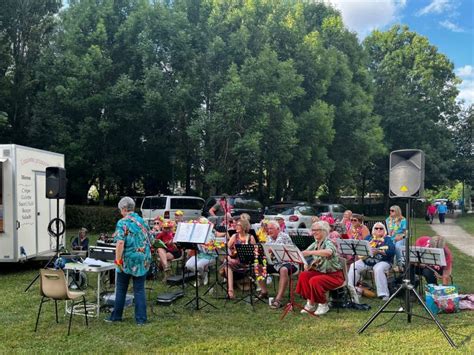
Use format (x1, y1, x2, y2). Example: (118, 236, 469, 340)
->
(110, 272, 147, 324)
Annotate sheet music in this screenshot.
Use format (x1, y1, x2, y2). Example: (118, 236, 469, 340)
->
(337, 239, 373, 257)
(174, 223, 212, 244)
(263, 244, 307, 265)
(403, 246, 446, 266)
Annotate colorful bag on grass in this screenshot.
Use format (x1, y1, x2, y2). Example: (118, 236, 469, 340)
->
(425, 284, 459, 314)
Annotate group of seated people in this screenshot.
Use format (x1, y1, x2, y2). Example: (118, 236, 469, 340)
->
(147, 205, 453, 316)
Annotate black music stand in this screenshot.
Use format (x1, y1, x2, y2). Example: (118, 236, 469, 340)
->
(263, 244, 307, 320)
(337, 239, 372, 303)
(234, 244, 264, 310)
(289, 229, 313, 252)
(203, 242, 227, 298)
(179, 242, 217, 311)
(174, 223, 216, 311)
(403, 246, 446, 295)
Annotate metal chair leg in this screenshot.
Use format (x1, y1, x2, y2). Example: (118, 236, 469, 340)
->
(68, 300, 74, 336)
(54, 300, 59, 323)
(82, 296, 88, 327)
(34, 297, 45, 332)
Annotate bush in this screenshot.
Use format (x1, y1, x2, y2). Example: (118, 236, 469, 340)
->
(66, 205, 122, 232)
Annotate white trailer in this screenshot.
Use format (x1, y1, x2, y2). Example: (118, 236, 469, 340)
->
(0, 144, 65, 262)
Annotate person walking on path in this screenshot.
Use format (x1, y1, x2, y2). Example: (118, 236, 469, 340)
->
(437, 202, 448, 224)
(426, 204, 437, 224)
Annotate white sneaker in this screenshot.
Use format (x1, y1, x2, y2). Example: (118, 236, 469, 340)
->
(203, 272, 209, 286)
(300, 302, 316, 314)
(315, 303, 330, 315)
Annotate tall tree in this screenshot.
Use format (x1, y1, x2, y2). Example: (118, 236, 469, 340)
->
(0, 0, 61, 143)
(364, 25, 460, 193)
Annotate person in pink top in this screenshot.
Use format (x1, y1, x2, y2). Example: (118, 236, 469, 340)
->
(426, 204, 437, 224)
(413, 236, 453, 285)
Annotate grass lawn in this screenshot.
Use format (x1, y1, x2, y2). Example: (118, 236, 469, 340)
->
(455, 214, 474, 236)
(0, 219, 472, 353)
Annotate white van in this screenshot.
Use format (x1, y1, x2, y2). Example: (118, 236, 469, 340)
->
(140, 195, 204, 225)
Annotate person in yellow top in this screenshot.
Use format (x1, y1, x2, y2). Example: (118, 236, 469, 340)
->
(256, 219, 269, 243)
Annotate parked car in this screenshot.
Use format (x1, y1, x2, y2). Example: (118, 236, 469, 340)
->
(312, 203, 347, 221)
(202, 195, 264, 224)
(264, 203, 317, 230)
(140, 195, 205, 225)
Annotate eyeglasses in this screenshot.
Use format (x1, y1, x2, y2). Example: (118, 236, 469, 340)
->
(351, 218, 359, 222)
(311, 229, 323, 232)
(390, 209, 395, 212)
(374, 227, 384, 230)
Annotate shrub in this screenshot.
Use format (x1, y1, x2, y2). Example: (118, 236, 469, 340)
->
(66, 205, 122, 232)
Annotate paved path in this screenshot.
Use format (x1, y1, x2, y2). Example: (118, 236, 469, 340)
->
(429, 216, 474, 257)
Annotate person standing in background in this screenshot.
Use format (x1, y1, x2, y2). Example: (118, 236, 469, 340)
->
(437, 202, 448, 224)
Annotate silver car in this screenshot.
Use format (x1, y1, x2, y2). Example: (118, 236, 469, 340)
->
(264, 205, 317, 230)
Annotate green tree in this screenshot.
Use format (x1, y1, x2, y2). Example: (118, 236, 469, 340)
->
(364, 25, 460, 194)
(0, 0, 61, 143)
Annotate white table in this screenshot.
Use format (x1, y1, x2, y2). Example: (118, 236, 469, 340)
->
(64, 262, 115, 317)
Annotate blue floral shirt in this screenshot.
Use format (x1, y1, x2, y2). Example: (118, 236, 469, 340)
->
(114, 212, 152, 277)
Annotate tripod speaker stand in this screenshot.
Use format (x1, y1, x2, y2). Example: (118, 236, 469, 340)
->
(357, 199, 456, 348)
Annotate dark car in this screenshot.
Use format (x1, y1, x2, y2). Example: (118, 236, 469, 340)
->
(312, 203, 347, 221)
(202, 195, 264, 224)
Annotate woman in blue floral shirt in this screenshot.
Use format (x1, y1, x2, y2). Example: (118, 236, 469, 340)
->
(107, 197, 151, 325)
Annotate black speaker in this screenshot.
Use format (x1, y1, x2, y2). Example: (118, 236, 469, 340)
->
(46, 167, 67, 199)
(389, 149, 425, 198)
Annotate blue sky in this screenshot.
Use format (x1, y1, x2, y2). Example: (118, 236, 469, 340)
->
(326, 0, 474, 106)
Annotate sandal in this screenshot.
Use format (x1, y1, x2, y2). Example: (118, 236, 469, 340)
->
(270, 299, 283, 309)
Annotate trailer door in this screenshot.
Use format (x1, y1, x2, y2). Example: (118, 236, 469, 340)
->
(35, 173, 52, 254)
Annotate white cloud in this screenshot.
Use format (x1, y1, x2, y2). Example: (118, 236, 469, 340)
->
(325, 0, 407, 38)
(456, 66, 474, 106)
(417, 0, 453, 16)
(439, 19, 464, 32)
(456, 65, 474, 77)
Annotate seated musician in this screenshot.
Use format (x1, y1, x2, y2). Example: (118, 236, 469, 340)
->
(347, 222, 395, 303)
(411, 235, 452, 286)
(296, 221, 344, 315)
(256, 220, 298, 309)
(155, 220, 182, 278)
(221, 218, 256, 299)
(348, 214, 370, 240)
(72, 227, 89, 251)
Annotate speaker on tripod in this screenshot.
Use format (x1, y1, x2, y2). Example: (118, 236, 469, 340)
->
(389, 149, 424, 198)
(46, 167, 67, 199)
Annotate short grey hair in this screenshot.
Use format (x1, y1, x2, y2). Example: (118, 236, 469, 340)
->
(311, 221, 330, 237)
(118, 196, 135, 211)
(267, 220, 280, 229)
(372, 222, 387, 235)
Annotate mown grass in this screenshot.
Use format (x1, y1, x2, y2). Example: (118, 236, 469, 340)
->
(455, 214, 474, 236)
(0, 219, 472, 354)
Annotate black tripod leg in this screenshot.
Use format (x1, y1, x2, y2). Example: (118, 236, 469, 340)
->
(358, 284, 404, 334)
(411, 288, 457, 348)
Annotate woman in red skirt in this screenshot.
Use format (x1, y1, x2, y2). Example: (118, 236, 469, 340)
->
(296, 220, 344, 315)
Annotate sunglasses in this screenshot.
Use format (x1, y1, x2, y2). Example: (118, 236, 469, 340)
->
(374, 227, 384, 230)
(390, 209, 395, 212)
(154, 222, 160, 225)
(351, 218, 359, 222)
(311, 228, 323, 232)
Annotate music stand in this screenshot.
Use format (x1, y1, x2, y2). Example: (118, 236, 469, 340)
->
(337, 239, 372, 303)
(289, 229, 313, 251)
(174, 223, 216, 311)
(234, 244, 264, 310)
(203, 239, 227, 298)
(263, 244, 307, 320)
(402, 247, 446, 295)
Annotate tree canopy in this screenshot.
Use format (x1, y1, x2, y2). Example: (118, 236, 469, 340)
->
(0, 0, 468, 204)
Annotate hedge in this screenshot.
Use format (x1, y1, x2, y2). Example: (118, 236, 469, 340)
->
(66, 205, 123, 232)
